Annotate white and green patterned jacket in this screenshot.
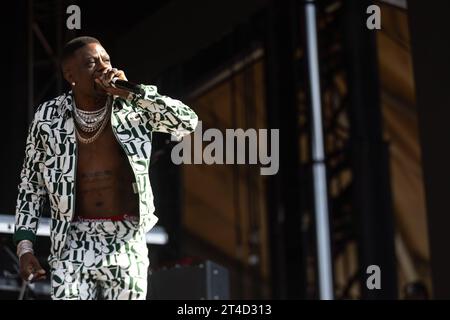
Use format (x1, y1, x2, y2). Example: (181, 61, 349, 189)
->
(14, 85, 198, 267)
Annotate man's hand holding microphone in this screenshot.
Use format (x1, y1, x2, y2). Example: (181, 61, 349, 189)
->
(94, 67, 134, 99)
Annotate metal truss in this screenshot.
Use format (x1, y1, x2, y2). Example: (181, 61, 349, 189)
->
(26, 0, 76, 122)
(295, 0, 359, 299)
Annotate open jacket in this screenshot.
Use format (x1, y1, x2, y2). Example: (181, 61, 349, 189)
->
(14, 85, 198, 267)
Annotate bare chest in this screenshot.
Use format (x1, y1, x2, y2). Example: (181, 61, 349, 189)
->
(76, 122, 125, 175)
(75, 122, 138, 217)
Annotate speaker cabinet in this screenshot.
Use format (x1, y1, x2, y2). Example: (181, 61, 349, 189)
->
(148, 260, 229, 300)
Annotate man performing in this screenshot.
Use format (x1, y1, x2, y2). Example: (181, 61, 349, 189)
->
(13, 36, 198, 300)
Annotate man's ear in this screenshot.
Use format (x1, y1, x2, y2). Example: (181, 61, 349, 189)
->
(62, 62, 74, 84)
(63, 69, 74, 84)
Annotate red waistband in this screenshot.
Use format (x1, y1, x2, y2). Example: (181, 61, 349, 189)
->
(74, 214, 138, 223)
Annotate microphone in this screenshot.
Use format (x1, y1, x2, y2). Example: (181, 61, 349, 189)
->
(110, 77, 142, 95)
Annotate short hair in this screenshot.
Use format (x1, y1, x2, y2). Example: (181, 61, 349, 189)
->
(61, 36, 100, 66)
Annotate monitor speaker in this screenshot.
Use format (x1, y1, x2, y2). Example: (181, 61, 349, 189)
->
(148, 260, 229, 300)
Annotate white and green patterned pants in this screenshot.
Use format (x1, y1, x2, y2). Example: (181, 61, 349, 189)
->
(51, 218, 149, 300)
